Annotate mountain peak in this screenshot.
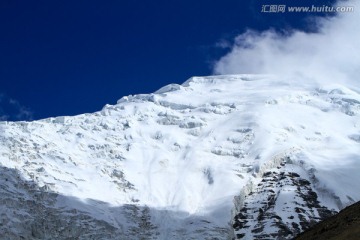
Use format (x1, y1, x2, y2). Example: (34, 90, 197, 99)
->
(1, 74, 359, 239)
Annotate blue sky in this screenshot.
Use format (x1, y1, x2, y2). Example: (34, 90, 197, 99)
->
(0, 0, 339, 121)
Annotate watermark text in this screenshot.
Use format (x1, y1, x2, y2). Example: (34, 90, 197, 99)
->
(261, 5, 354, 13)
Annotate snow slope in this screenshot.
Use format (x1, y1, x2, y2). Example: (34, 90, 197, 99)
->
(0, 75, 359, 239)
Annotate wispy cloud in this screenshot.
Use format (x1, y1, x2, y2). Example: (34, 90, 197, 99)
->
(213, 0, 359, 88)
(0, 94, 33, 121)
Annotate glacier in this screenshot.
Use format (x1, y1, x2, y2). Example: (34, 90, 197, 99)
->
(0, 75, 359, 239)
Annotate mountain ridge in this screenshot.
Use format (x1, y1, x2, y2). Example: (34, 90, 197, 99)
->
(295, 200, 360, 240)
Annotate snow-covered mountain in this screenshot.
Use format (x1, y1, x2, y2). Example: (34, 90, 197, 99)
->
(1, 75, 359, 239)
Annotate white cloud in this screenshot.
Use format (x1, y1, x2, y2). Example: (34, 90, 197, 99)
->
(213, 0, 360, 89)
(0, 94, 33, 121)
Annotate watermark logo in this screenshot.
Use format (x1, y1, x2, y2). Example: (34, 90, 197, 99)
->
(261, 5, 354, 13)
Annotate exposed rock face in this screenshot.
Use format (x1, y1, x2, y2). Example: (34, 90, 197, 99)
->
(295, 201, 360, 240)
(232, 158, 337, 240)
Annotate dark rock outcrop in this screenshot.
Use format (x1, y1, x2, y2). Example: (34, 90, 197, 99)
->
(295, 201, 360, 240)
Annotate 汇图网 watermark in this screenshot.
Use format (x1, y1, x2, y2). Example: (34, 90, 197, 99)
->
(261, 5, 354, 13)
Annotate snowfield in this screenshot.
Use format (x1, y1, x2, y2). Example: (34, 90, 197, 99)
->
(0, 75, 359, 239)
